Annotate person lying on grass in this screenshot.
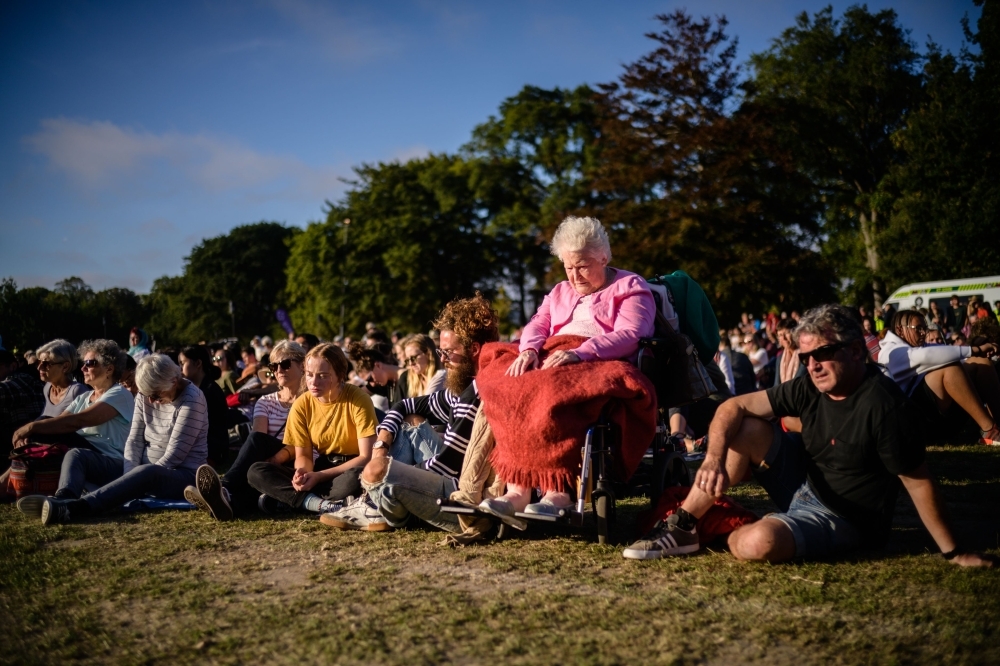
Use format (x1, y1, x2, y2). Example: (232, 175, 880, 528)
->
(623, 304, 993, 568)
(320, 293, 500, 532)
(33, 353, 208, 525)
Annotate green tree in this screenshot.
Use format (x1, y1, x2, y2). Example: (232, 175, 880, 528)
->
(147, 221, 298, 344)
(749, 5, 922, 307)
(591, 11, 835, 321)
(285, 155, 494, 338)
(879, 1, 1000, 289)
(463, 85, 602, 323)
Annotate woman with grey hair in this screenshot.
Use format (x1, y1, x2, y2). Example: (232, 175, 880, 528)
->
(35, 339, 87, 417)
(36, 353, 209, 525)
(15, 340, 136, 518)
(483, 216, 656, 520)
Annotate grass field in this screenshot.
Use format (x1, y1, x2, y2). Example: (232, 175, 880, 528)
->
(2, 445, 999, 665)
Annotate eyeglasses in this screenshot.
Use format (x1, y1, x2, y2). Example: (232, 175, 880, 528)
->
(903, 324, 928, 333)
(212, 356, 223, 363)
(268, 359, 294, 373)
(81, 359, 102, 369)
(798, 341, 850, 366)
(436, 347, 463, 361)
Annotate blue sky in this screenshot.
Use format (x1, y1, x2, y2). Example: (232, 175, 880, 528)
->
(0, 0, 981, 294)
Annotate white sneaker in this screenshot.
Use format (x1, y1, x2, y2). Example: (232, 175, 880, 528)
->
(319, 493, 391, 531)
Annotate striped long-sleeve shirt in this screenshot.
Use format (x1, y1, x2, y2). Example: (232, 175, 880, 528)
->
(377, 380, 479, 481)
(124, 380, 209, 474)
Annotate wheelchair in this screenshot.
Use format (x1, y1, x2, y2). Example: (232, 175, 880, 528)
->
(439, 281, 723, 544)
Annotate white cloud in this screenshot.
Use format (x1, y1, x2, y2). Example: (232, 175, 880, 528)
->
(23, 118, 347, 201)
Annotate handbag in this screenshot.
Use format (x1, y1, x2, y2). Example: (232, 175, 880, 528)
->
(7, 443, 69, 500)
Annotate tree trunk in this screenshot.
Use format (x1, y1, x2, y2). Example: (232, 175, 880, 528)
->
(858, 208, 883, 309)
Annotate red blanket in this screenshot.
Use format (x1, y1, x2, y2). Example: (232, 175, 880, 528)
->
(478, 335, 657, 491)
(637, 486, 759, 546)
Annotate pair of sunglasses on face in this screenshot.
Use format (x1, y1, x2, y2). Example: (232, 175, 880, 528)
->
(267, 359, 294, 373)
(798, 341, 852, 366)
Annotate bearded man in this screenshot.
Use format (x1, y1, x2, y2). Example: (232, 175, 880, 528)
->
(321, 293, 499, 532)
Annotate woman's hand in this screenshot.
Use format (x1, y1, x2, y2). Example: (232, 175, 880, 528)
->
(12, 422, 35, 447)
(292, 468, 322, 492)
(506, 349, 540, 377)
(540, 350, 581, 370)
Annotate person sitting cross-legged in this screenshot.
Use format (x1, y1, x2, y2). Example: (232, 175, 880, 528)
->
(38, 353, 208, 525)
(622, 304, 993, 567)
(320, 293, 500, 532)
(243, 343, 377, 517)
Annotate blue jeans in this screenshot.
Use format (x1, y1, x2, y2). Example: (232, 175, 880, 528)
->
(83, 463, 195, 512)
(55, 448, 124, 500)
(363, 457, 460, 532)
(389, 422, 444, 467)
(753, 422, 860, 559)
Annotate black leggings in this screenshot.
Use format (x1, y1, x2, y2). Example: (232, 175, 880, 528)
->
(222, 431, 288, 514)
(247, 455, 363, 510)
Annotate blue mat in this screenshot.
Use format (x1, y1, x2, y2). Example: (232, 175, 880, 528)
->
(120, 498, 197, 512)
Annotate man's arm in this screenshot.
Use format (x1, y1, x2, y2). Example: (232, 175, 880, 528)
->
(696, 390, 775, 497)
(375, 392, 452, 453)
(900, 464, 993, 568)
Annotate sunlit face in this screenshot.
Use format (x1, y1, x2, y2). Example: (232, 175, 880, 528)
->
(777, 329, 794, 350)
(798, 332, 860, 395)
(404, 344, 429, 375)
(37, 353, 69, 384)
(272, 355, 303, 391)
(896, 315, 927, 348)
(81, 352, 112, 388)
(304, 357, 337, 400)
(437, 331, 469, 369)
(561, 250, 609, 296)
(366, 362, 391, 387)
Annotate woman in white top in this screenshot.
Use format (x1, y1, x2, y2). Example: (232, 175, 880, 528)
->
(35, 339, 87, 418)
(15, 340, 135, 518)
(185, 340, 308, 520)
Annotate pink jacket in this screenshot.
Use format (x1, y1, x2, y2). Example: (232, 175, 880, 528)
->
(519, 268, 656, 362)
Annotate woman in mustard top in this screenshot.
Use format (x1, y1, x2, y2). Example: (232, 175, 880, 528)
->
(247, 343, 378, 515)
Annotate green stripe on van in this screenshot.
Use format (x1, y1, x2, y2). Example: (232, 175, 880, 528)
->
(892, 282, 1000, 298)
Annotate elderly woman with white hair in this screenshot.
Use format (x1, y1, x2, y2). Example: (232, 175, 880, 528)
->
(35, 339, 88, 418)
(36, 353, 209, 525)
(481, 216, 656, 521)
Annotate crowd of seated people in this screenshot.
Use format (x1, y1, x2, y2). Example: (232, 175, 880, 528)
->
(2, 216, 998, 573)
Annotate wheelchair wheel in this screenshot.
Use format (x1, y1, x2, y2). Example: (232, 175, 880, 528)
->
(667, 455, 691, 487)
(594, 493, 616, 545)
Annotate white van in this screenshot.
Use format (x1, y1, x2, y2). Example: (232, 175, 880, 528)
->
(884, 275, 1000, 313)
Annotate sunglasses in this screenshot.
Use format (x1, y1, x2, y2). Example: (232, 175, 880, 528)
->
(147, 392, 163, 403)
(436, 348, 463, 361)
(81, 359, 103, 369)
(404, 354, 424, 366)
(37, 360, 65, 369)
(268, 359, 294, 373)
(799, 341, 850, 366)
(212, 356, 223, 363)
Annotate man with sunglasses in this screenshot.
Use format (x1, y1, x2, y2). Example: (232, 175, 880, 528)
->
(624, 304, 993, 567)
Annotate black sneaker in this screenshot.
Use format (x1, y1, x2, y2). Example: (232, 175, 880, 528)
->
(622, 514, 700, 560)
(184, 465, 233, 521)
(258, 493, 294, 515)
(41, 498, 72, 526)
